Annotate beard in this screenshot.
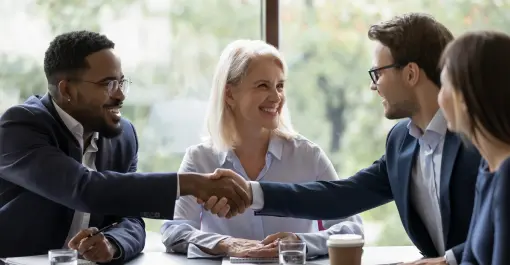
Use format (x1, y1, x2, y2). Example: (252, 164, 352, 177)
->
(72, 107, 123, 138)
(384, 99, 418, 120)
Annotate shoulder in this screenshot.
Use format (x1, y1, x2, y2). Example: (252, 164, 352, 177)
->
(387, 119, 411, 139)
(0, 96, 60, 134)
(118, 118, 137, 140)
(183, 141, 221, 160)
(1, 96, 53, 122)
(281, 134, 327, 159)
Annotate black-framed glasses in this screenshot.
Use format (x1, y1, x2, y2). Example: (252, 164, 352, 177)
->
(368, 63, 401, 84)
(69, 78, 131, 96)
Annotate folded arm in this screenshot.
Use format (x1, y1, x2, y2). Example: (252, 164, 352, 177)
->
(162, 221, 230, 258)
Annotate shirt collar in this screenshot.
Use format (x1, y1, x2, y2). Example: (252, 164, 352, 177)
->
(218, 134, 284, 165)
(407, 110, 448, 140)
(52, 100, 99, 150)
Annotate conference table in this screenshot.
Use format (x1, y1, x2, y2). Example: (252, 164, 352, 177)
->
(132, 232, 423, 265)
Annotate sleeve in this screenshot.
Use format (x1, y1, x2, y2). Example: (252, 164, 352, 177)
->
(255, 155, 393, 220)
(103, 218, 146, 263)
(446, 244, 462, 265)
(294, 146, 364, 256)
(161, 147, 229, 258)
(491, 169, 510, 265)
(0, 106, 178, 219)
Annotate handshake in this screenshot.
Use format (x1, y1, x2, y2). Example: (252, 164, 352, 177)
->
(178, 169, 253, 218)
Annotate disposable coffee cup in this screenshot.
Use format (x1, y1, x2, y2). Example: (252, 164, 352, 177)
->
(327, 234, 364, 265)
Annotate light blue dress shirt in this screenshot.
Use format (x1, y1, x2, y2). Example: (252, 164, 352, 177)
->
(161, 135, 363, 258)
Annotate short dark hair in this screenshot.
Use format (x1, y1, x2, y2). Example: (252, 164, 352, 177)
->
(368, 13, 453, 87)
(44, 30, 115, 86)
(440, 31, 510, 144)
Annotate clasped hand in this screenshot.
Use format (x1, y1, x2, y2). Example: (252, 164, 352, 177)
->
(195, 168, 253, 218)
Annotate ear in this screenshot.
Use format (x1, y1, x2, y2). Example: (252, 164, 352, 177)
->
(57, 79, 73, 102)
(224, 84, 236, 108)
(405, 62, 420, 86)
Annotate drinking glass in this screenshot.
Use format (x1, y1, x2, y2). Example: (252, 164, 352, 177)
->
(48, 249, 78, 265)
(278, 240, 306, 264)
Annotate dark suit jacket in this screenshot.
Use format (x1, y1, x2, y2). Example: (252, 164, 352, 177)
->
(0, 94, 178, 262)
(256, 120, 481, 260)
(461, 159, 510, 265)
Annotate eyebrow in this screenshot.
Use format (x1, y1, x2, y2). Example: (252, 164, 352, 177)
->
(96, 74, 124, 83)
(253, 79, 285, 84)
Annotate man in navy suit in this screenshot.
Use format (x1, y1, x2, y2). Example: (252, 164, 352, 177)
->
(0, 31, 250, 263)
(206, 13, 481, 265)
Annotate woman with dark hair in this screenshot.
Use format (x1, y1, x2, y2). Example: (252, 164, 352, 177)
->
(438, 30, 510, 265)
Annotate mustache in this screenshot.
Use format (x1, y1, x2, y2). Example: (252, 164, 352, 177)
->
(104, 101, 123, 108)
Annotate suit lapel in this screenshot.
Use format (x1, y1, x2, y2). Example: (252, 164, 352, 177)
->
(439, 131, 461, 244)
(397, 134, 419, 233)
(398, 134, 437, 256)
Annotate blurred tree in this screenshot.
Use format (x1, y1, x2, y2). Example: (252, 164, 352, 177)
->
(2, 0, 510, 244)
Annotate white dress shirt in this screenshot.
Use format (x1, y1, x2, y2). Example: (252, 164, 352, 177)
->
(162, 135, 363, 258)
(251, 111, 458, 265)
(52, 101, 99, 248)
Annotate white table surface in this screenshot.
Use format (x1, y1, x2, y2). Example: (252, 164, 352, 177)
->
(137, 231, 422, 265)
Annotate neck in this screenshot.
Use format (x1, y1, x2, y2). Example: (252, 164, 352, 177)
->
(472, 130, 510, 172)
(233, 124, 271, 159)
(410, 82, 440, 131)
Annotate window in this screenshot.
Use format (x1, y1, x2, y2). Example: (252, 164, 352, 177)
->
(277, 0, 510, 246)
(2, 0, 510, 246)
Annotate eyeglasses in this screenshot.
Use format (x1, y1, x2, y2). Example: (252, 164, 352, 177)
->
(69, 78, 131, 96)
(368, 63, 402, 84)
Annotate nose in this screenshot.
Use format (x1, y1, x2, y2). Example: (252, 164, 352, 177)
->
(269, 86, 282, 103)
(370, 81, 377, 91)
(110, 87, 126, 102)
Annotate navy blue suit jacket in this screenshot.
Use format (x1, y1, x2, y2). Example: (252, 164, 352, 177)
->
(0, 94, 178, 262)
(461, 159, 510, 265)
(256, 120, 481, 260)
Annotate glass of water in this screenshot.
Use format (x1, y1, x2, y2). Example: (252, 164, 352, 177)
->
(279, 240, 306, 264)
(48, 249, 78, 265)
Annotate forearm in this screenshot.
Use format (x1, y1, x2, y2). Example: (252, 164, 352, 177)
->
(161, 222, 229, 258)
(296, 217, 364, 256)
(255, 180, 392, 220)
(103, 217, 145, 262)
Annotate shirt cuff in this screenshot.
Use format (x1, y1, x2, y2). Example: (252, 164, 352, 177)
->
(249, 181, 264, 210)
(176, 174, 180, 199)
(444, 249, 458, 265)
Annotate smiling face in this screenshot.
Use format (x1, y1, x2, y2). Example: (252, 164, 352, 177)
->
(370, 42, 418, 120)
(225, 55, 285, 132)
(62, 48, 125, 138)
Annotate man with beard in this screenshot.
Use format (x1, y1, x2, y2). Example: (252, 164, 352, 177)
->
(0, 31, 250, 264)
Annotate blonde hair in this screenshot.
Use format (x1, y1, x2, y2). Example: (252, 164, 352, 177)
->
(204, 39, 297, 152)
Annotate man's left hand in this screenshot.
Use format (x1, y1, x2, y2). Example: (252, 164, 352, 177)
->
(401, 257, 447, 265)
(68, 227, 118, 263)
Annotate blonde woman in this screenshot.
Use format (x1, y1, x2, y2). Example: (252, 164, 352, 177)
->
(160, 39, 363, 258)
